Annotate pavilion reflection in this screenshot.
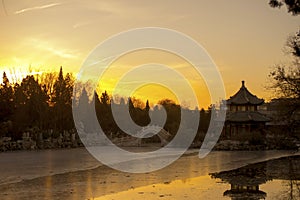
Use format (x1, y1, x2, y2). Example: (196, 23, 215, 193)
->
(210, 155, 300, 200)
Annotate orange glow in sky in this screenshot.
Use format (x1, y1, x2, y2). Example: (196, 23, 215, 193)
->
(0, 0, 299, 108)
(97, 49, 210, 108)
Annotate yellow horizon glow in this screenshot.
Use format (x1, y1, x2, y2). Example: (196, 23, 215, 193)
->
(93, 49, 211, 109)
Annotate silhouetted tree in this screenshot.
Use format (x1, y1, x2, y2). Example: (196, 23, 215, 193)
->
(40, 71, 57, 97)
(131, 97, 145, 109)
(52, 67, 74, 131)
(63, 72, 75, 130)
(269, 0, 300, 16)
(142, 99, 151, 126)
(95, 91, 119, 136)
(145, 100, 150, 112)
(269, 29, 299, 101)
(286, 30, 300, 57)
(268, 3, 300, 137)
(158, 99, 181, 136)
(100, 90, 110, 105)
(0, 72, 14, 122)
(13, 75, 48, 137)
(269, 0, 299, 99)
(128, 97, 134, 111)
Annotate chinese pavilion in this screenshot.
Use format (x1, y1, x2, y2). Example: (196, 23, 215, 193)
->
(223, 81, 270, 138)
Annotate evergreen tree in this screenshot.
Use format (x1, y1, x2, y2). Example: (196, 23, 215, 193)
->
(63, 72, 74, 130)
(142, 100, 151, 126)
(0, 72, 14, 122)
(52, 67, 74, 131)
(145, 100, 150, 112)
(13, 75, 48, 135)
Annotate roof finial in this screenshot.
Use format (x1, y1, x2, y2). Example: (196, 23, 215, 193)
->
(242, 80, 245, 87)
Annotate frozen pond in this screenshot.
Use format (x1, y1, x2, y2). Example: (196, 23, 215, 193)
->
(0, 148, 299, 199)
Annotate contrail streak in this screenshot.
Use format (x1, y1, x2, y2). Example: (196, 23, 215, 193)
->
(14, 2, 62, 14)
(2, 0, 7, 16)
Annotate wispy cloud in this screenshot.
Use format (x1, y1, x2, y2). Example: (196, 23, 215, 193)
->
(73, 21, 92, 29)
(43, 46, 77, 59)
(14, 2, 62, 14)
(26, 38, 79, 59)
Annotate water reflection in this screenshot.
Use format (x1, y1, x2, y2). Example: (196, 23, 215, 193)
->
(94, 155, 300, 200)
(211, 162, 269, 199)
(210, 155, 300, 200)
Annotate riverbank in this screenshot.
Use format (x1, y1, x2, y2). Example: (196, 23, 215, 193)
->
(0, 149, 299, 199)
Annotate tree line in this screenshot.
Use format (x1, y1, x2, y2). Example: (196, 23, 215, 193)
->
(0, 67, 212, 143)
(0, 67, 74, 139)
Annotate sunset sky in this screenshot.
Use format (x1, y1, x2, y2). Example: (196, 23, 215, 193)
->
(0, 0, 299, 108)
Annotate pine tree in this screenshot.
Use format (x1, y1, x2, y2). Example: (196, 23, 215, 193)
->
(145, 100, 150, 112)
(0, 72, 14, 122)
(52, 67, 70, 131)
(13, 75, 48, 133)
